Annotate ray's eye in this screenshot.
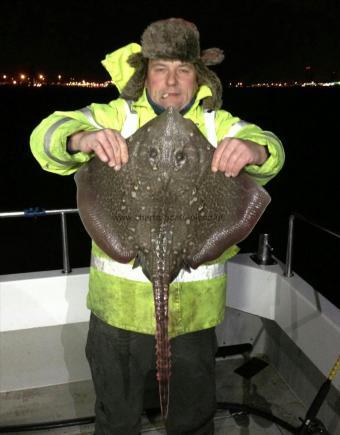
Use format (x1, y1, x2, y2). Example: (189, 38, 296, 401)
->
(149, 148, 158, 158)
(175, 151, 185, 163)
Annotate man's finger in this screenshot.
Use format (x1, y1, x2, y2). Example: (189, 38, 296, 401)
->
(117, 135, 129, 165)
(108, 131, 128, 169)
(226, 153, 247, 177)
(91, 141, 111, 163)
(221, 143, 241, 173)
(211, 139, 229, 171)
(100, 131, 118, 163)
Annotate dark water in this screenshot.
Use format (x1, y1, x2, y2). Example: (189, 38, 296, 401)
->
(1, 86, 339, 307)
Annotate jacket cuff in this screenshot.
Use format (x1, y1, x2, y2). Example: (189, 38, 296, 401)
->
(47, 119, 96, 165)
(243, 131, 285, 183)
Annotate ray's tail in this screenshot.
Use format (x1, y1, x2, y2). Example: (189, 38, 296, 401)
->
(153, 280, 171, 419)
(151, 221, 173, 419)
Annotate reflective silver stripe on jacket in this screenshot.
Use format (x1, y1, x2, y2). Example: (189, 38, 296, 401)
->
(120, 100, 139, 138)
(44, 118, 76, 166)
(78, 107, 104, 129)
(203, 110, 217, 147)
(224, 120, 250, 138)
(91, 255, 226, 283)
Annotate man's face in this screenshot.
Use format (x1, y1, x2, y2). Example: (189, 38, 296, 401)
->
(145, 59, 198, 111)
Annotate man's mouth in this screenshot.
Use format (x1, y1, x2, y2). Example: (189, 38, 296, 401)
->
(161, 92, 179, 99)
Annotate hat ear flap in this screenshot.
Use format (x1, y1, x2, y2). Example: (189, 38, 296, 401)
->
(195, 61, 223, 110)
(127, 52, 144, 68)
(201, 48, 225, 66)
(121, 53, 148, 100)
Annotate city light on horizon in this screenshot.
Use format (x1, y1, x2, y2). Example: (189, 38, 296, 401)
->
(0, 71, 339, 89)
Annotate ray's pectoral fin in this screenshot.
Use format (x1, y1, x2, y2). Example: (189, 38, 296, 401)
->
(187, 170, 271, 268)
(75, 158, 137, 264)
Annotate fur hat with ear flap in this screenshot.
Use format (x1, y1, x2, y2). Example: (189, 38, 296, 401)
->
(121, 18, 225, 110)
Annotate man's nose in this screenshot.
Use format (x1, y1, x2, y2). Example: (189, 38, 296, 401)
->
(166, 70, 177, 86)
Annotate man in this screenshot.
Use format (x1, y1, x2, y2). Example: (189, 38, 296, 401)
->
(30, 18, 284, 435)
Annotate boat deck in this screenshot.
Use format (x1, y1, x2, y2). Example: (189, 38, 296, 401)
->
(1, 255, 339, 434)
(0, 355, 306, 435)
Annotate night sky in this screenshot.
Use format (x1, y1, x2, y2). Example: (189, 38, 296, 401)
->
(1, 0, 339, 83)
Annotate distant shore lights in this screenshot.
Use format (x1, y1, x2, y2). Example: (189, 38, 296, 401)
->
(0, 72, 339, 88)
(0, 72, 111, 87)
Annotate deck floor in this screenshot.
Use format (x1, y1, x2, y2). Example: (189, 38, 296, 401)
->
(0, 356, 306, 434)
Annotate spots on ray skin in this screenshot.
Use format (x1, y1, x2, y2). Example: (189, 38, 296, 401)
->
(189, 197, 197, 205)
(131, 191, 137, 198)
(146, 186, 151, 190)
(185, 219, 190, 225)
(121, 205, 126, 210)
(129, 227, 136, 232)
(198, 205, 204, 211)
(134, 185, 139, 190)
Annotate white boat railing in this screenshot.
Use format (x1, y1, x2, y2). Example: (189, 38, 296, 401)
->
(284, 212, 340, 277)
(0, 208, 79, 274)
(1, 209, 339, 278)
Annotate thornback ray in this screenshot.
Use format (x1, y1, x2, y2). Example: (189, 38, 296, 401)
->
(75, 107, 271, 419)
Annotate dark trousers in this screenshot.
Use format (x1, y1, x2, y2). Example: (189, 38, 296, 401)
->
(86, 313, 217, 435)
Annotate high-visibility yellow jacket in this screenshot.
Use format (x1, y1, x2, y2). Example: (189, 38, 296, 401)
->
(30, 43, 285, 337)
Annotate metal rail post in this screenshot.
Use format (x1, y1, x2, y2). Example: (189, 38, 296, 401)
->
(284, 214, 295, 277)
(60, 212, 71, 274)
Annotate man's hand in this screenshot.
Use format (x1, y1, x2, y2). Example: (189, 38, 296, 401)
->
(67, 129, 129, 170)
(211, 138, 268, 177)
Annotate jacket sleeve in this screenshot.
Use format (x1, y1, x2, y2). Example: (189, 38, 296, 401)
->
(30, 100, 126, 175)
(215, 109, 285, 185)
